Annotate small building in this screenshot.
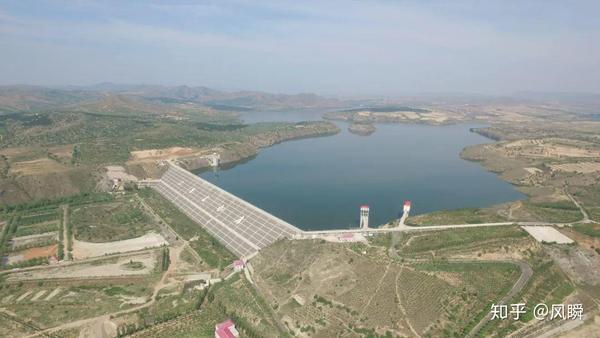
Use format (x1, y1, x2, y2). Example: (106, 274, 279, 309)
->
(49, 255, 59, 264)
(183, 273, 212, 292)
(233, 259, 245, 272)
(111, 178, 121, 191)
(208, 152, 221, 167)
(339, 233, 355, 242)
(215, 319, 239, 338)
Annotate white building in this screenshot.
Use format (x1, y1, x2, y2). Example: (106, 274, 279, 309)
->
(360, 205, 369, 229)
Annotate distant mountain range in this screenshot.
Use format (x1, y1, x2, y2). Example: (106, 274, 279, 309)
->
(0, 84, 344, 114)
(2, 84, 598, 117)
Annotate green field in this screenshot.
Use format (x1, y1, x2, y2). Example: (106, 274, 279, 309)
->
(1, 193, 115, 267)
(14, 209, 59, 226)
(3, 192, 114, 213)
(588, 208, 600, 222)
(523, 202, 583, 223)
(71, 199, 158, 242)
(572, 223, 600, 238)
(407, 208, 507, 226)
(397, 226, 528, 254)
(0, 209, 60, 269)
(14, 222, 59, 237)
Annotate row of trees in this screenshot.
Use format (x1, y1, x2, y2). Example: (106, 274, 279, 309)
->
(57, 207, 65, 260)
(2, 192, 113, 213)
(8, 238, 56, 253)
(0, 214, 18, 264)
(115, 286, 211, 337)
(115, 277, 265, 337)
(3, 256, 50, 269)
(116, 284, 215, 337)
(225, 309, 263, 338)
(116, 310, 190, 337)
(65, 206, 73, 260)
(160, 247, 170, 272)
(71, 144, 81, 165)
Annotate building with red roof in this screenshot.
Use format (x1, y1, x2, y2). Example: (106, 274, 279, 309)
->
(233, 259, 245, 272)
(403, 200, 412, 213)
(215, 319, 239, 338)
(339, 233, 355, 242)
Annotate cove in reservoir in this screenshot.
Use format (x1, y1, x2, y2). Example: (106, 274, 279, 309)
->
(199, 118, 524, 230)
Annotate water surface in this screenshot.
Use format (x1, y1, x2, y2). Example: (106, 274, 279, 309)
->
(200, 114, 523, 230)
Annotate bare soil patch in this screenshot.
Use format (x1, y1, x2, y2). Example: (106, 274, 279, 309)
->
(23, 244, 57, 260)
(130, 147, 203, 161)
(7, 244, 57, 264)
(6, 251, 158, 281)
(0, 146, 45, 162)
(47, 144, 73, 162)
(9, 158, 68, 176)
(105, 165, 138, 181)
(550, 162, 600, 173)
(544, 245, 600, 285)
(72, 232, 167, 259)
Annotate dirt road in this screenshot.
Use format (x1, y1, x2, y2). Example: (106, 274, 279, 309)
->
(26, 245, 183, 338)
(24, 196, 195, 338)
(565, 187, 592, 224)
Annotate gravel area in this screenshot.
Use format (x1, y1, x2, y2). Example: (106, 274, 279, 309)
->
(522, 226, 574, 244)
(73, 232, 167, 259)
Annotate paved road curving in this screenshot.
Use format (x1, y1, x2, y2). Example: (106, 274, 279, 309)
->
(467, 261, 534, 337)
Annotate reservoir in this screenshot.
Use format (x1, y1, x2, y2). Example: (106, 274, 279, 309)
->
(199, 113, 524, 230)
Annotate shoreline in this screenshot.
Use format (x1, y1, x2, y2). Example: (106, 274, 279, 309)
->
(126, 121, 340, 179)
(190, 121, 529, 230)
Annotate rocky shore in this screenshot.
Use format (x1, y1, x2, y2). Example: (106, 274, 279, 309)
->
(127, 121, 340, 178)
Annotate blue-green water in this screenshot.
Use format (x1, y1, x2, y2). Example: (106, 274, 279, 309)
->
(200, 117, 523, 230)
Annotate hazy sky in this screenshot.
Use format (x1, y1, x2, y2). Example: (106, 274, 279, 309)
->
(1, 0, 599, 96)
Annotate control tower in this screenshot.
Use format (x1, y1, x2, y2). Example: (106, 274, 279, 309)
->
(398, 200, 411, 226)
(208, 152, 220, 167)
(360, 205, 369, 229)
(403, 200, 411, 215)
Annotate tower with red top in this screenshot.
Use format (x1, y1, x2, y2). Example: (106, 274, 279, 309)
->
(360, 205, 369, 229)
(403, 200, 412, 214)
